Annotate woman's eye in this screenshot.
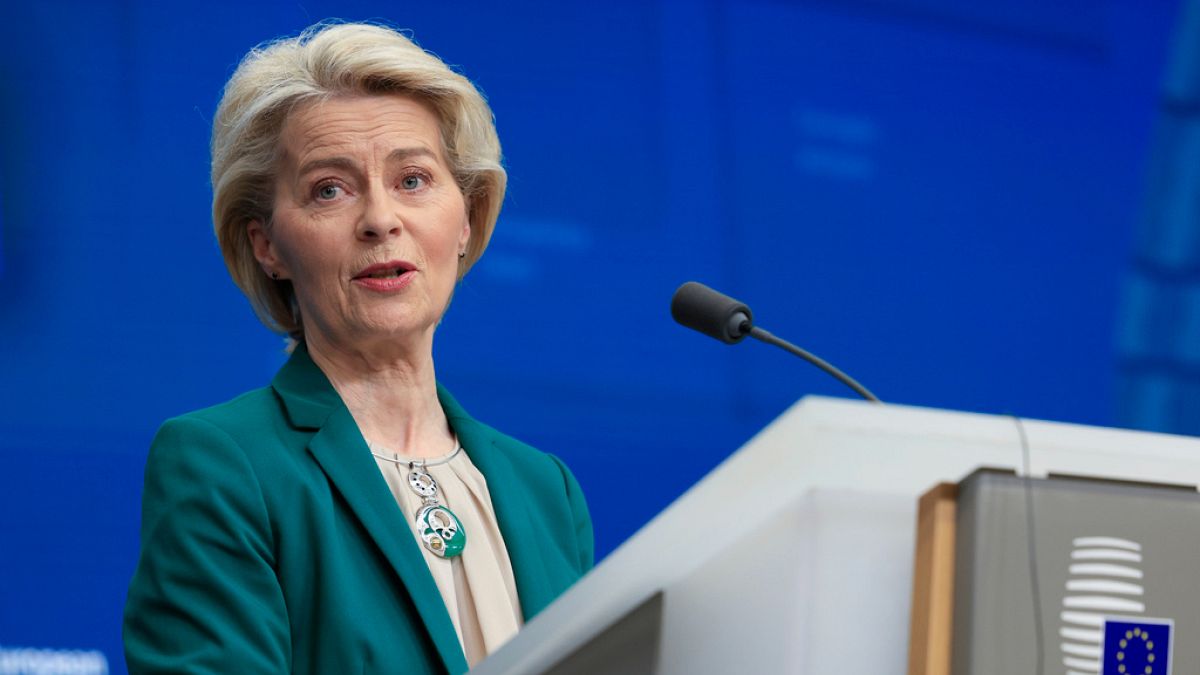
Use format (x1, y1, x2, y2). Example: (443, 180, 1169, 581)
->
(315, 184, 342, 200)
(401, 174, 426, 190)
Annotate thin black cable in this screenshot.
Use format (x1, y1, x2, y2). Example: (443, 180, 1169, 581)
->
(1013, 414, 1045, 675)
(747, 326, 882, 403)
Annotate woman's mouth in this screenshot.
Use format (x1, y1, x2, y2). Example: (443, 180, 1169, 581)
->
(362, 268, 407, 279)
(352, 261, 416, 291)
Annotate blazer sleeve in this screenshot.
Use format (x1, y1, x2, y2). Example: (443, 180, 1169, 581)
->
(123, 416, 291, 674)
(550, 454, 595, 573)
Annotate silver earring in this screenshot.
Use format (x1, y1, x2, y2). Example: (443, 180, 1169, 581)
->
(458, 251, 466, 259)
(271, 271, 279, 280)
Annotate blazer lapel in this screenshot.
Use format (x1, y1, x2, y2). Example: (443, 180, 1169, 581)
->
(438, 386, 556, 619)
(273, 348, 468, 674)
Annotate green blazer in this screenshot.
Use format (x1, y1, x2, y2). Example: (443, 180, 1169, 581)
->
(123, 345, 594, 674)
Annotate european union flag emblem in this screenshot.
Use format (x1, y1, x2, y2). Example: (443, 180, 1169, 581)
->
(1102, 617, 1172, 675)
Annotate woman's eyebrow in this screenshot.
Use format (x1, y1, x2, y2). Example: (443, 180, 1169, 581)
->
(297, 147, 437, 177)
(387, 147, 437, 163)
(297, 155, 359, 177)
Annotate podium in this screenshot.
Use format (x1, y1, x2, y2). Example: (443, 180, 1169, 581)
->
(472, 397, 1200, 674)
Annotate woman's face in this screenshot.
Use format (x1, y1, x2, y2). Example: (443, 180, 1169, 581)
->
(249, 94, 470, 352)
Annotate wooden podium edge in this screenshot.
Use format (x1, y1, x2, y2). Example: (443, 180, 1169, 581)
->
(906, 482, 958, 675)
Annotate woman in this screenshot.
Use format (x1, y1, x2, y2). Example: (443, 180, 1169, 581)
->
(123, 22, 593, 674)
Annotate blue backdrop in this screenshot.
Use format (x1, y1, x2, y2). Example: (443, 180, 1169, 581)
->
(0, 0, 1190, 671)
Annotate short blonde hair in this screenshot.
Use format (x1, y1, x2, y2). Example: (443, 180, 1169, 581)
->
(212, 21, 506, 336)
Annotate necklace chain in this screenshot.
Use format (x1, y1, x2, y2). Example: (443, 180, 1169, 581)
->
(368, 437, 462, 468)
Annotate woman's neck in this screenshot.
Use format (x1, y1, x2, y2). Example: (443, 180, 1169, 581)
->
(304, 330, 455, 460)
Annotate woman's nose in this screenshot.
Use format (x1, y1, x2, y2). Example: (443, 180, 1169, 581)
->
(356, 185, 403, 240)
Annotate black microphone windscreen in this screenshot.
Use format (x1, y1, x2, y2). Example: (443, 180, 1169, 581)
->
(671, 281, 753, 344)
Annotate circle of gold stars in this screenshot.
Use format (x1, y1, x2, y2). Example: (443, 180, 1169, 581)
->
(1115, 627, 1156, 674)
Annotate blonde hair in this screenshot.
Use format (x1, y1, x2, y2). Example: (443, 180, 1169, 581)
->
(211, 21, 506, 336)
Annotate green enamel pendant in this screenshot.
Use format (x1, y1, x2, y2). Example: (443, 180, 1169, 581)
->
(407, 464, 466, 558)
(416, 504, 466, 558)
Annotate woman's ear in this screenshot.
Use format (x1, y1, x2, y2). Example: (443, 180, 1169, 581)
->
(458, 217, 471, 257)
(248, 220, 288, 279)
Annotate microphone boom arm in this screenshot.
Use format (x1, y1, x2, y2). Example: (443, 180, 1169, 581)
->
(747, 326, 882, 403)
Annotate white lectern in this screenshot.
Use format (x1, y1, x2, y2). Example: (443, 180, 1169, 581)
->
(471, 397, 1200, 674)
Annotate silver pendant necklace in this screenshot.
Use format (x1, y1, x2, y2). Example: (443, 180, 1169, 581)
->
(371, 440, 468, 559)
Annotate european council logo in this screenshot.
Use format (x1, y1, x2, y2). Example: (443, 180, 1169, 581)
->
(1101, 617, 1173, 675)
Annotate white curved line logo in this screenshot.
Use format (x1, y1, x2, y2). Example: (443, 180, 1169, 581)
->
(1060, 536, 1144, 674)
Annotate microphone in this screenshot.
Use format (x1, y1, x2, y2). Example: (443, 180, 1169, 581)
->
(670, 281, 882, 403)
(670, 281, 753, 344)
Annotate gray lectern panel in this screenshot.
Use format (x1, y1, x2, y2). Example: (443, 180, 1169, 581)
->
(540, 592, 662, 675)
(953, 469, 1199, 675)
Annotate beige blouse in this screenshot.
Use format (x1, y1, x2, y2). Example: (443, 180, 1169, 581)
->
(371, 443, 524, 667)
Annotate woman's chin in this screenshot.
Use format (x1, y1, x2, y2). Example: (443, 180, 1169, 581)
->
(353, 318, 439, 345)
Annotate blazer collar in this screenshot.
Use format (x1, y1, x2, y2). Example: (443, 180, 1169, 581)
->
(271, 343, 342, 430)
(271, 345, 469, 674)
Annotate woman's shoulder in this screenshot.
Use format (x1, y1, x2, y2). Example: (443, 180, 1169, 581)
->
(471, 419, 550, 466)
(445, 401, 587, 510)
(150, 385, 293, 464)
(173, 385, 281, 428)
(438, 385, 567, 475)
